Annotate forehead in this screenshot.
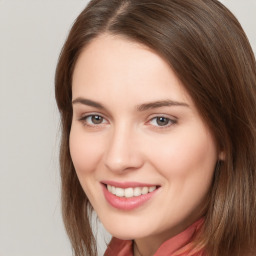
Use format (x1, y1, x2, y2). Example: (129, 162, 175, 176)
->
(72, 34, 191, 105)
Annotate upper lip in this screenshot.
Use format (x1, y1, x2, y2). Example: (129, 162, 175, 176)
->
(101, 180, 160, 188)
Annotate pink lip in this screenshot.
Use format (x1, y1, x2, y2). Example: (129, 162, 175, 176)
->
(101, 183, 159, 211)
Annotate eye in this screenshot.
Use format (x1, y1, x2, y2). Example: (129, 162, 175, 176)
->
(80, 114, 107, 126)
(149, 116, 176, 127)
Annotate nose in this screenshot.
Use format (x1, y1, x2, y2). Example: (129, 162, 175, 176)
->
(104, 125, 144, 173)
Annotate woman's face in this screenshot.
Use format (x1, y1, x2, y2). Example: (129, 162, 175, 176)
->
(70, 34, 219, 243)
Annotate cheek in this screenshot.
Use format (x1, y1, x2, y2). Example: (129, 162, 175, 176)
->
(147, 126, 217, 183)
(145, 128, 217, 222)
(69, 125, 104, 176)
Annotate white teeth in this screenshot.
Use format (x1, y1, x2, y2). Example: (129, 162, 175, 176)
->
(115, 187, 124, 197)
(141, 187, 149, 194)
(107, 185, 157, 198)
(149, 186, 156, 192)
(124, 188, 133, 198)
(111, 186, 116, 195)
(134, 187, 142, 196)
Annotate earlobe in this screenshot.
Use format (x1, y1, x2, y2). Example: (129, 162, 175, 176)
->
(218, 151, 225, 161)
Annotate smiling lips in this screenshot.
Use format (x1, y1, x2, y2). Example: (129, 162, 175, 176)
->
(107, 184, 157, 198)
(102, 182, 159, 210)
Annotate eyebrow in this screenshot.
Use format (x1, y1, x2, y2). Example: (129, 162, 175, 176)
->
(72, 97, 189, 111)
(72, 98, 105, 109)
(136, 100, 189, 111)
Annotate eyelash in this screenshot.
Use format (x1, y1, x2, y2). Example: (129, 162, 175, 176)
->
(147, 116, 177, 128)
(78, 114, 177, 128)
(79, 114, 108, 127)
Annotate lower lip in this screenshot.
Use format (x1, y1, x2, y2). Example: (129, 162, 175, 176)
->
(102, 184, 158, 211)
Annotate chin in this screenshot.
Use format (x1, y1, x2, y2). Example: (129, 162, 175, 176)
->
(107, 229, 148, 240)
(100, 217, 151, 240)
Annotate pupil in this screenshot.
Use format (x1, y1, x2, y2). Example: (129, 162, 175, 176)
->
(157, 117, 168, 126)
(92, 115, 102, 124)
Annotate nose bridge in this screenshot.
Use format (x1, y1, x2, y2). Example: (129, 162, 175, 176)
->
(104, 122, 142, 172)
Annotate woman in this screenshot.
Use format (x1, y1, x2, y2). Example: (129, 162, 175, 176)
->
(55, 0, 256, 255)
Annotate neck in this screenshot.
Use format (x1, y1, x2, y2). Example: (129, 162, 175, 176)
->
(133, 241, 143, 256)
(133, 217, 204, 256)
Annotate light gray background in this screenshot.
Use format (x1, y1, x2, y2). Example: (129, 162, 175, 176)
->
(0, 1, 255, 256)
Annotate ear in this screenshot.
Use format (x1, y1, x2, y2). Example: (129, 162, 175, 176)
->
(218, 150, 225, 161)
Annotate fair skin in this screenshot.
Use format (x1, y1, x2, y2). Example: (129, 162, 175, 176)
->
(70, 34, 220, 255)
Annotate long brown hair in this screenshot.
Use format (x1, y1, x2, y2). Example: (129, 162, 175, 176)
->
(55, 0, 256, 255)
